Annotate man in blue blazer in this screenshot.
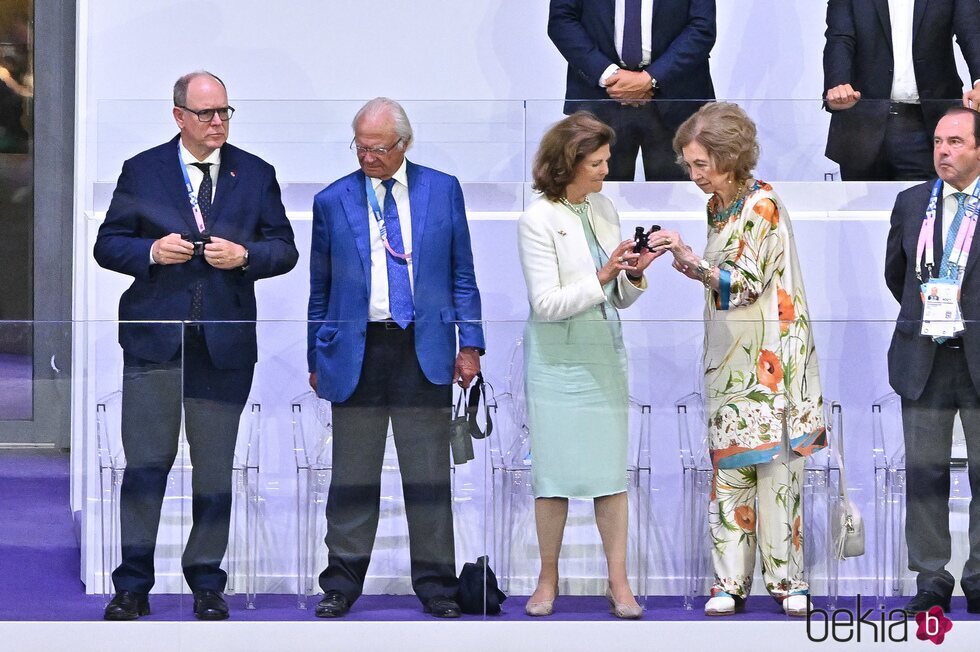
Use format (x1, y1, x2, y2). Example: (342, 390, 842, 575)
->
(307, 98, 484, 619)
(823, 0, 980, 181)
(548, 0, 716, 181)
(885, 107, 980, 614)
(94, 71, 298, 621)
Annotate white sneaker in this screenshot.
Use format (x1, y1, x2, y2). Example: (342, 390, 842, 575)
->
(704, 595, 736, 616)
(783, 594, 809, 617)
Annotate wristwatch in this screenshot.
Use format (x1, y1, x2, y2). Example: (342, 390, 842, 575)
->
(240, 248, 250, 271)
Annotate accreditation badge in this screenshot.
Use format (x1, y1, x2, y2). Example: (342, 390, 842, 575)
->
(921, 278, 964, 337)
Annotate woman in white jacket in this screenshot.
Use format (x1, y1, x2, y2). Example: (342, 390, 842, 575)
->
(517, 112, 676, 618)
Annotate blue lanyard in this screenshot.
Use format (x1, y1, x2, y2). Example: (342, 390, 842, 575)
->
(177, 143, 208, 232)
(365, 175, 411, 261)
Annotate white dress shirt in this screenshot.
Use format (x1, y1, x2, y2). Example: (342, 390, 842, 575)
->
(600, 0, 654, 86)
(888, 0, 919, 103)
(150, 141, 221, 264)
(179, 140, 220, 204)
(367, 158, 415, 321)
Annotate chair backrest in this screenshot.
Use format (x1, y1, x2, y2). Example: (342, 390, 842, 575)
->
(233, 401, 261, 471)
(96, 390, 259, 471)
(291, 390, 332, 471)
(675, 391, 711, 473)
(95, 390, 125, 470)
(488, 338, 531, 471)
(873, 389, 967, 472)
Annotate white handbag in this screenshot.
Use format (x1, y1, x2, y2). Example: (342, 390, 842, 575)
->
(831, 443, 865, 559)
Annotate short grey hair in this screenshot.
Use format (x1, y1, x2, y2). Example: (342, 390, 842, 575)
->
(173, 71, 226, 106)
(352, 97, 413, 150)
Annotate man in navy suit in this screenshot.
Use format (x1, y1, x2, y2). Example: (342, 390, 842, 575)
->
(824, 0, 980, 181)
(548, 0, 716, 181)
(307, 97, 484, 619)
(885, 107, 980, 614)
(94, 71, 298, 620)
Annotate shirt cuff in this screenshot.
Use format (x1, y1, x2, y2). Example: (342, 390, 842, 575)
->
(714, 269, 732, 310)
(599, 64, 621, 88)
(149, 248, 157, 265)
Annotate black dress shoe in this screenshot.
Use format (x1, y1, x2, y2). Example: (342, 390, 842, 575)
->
(904, 590, 951, 614)
(193, 589, 229, 620)
(424, 597, 462, 618)
(104, 591, 150, 621)
(315, 591, 351, 618)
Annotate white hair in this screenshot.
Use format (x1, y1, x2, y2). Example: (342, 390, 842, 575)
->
(352, 97, 413, 149)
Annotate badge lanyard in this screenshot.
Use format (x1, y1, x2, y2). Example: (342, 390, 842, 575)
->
(915, 179, 980, 283)
(365, 176, 411, 262)
(177, 143, 208, 233)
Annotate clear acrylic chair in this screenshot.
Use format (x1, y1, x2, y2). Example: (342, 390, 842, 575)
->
(488, 337, 652, 599)
(872, 390, 971, 604)
(291, 390, 463, 609)
(676, 391, 843, 609)
(94, 391, 261, 608)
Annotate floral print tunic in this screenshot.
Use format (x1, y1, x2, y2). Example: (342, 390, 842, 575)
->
(703, 180, 825, 470)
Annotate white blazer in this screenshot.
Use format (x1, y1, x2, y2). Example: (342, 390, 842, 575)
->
(518, 193, 646, 322)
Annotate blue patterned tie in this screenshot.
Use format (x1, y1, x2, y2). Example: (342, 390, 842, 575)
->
(189, 162, 212, 321)
(622, 0, 643, 68)
(381, 178, 414, 328)
(940, 193, 969, 279)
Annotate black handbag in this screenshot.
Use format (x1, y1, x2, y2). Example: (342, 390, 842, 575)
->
(456, 555, 507, 615)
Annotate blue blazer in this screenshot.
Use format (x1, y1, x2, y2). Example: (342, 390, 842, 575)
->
(307, 162, 485, 403)
(94, 135, 298, 369)
(823, 0, 980, 169)
(548, 0, 716, 128)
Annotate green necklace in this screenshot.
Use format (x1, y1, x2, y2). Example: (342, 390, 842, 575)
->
(708, 181, 750, 225)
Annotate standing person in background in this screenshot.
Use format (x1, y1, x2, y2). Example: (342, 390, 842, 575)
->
(823, 0, 980, 181)
(548, 0, 716, 181)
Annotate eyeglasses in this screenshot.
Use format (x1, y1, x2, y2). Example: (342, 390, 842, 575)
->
(178, 105, 236, 122)
(350, 138, 402, 156)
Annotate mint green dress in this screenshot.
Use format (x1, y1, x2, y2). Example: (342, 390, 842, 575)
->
(524, 202, 629, 498)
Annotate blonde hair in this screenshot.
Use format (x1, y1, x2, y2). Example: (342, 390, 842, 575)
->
(672, 102, 759, 182)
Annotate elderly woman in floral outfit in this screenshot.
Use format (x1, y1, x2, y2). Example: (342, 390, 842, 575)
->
(666, 102, 825, 617)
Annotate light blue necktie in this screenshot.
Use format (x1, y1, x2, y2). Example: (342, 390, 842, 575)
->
(381, 178, 414, 328)
(935, 193, 969, 343)
(939, 192, 969, 279)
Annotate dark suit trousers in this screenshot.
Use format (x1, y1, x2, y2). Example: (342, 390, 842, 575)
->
(589, 102, 687, 182)
(902, 344, 980, 598)
(839, 104, 934, 181)
(112, 327, 253, 595)
(319, 322, 455, 604)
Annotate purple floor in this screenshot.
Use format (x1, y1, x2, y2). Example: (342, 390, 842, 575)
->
(3, 450, 980, 622)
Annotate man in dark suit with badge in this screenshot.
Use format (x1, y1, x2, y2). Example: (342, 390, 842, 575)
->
(94, 71, 298, 620)
(885, 106, 980, 613)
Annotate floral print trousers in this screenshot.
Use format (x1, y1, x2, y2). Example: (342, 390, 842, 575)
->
(709, 456, 808, 600)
